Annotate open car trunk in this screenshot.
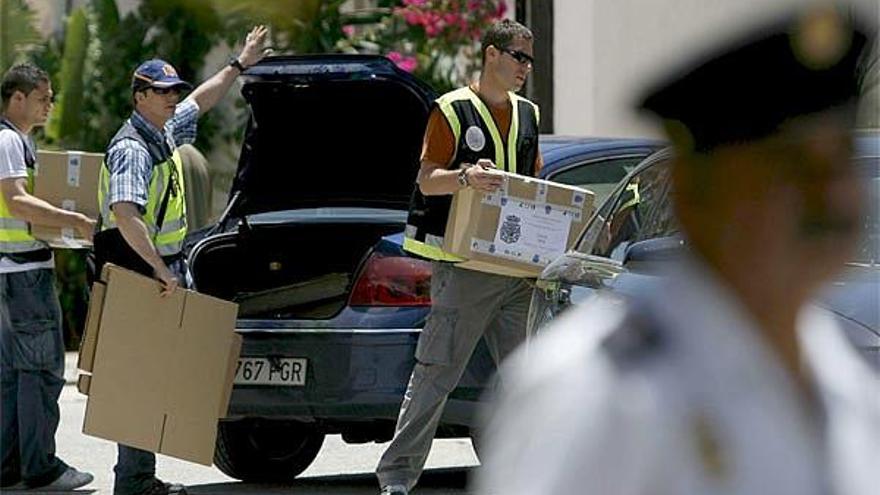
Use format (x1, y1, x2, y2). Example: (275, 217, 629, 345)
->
(188, 55, 435, 319)
(190, 213, 405, 319)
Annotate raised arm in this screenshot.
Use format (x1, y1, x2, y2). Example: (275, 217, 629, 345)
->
(187, 25, 268, 115)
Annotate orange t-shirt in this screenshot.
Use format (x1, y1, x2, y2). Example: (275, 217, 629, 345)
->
(420, 94, 543, 174)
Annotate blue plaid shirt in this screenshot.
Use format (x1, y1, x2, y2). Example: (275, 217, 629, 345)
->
(105, 99, 199, 211)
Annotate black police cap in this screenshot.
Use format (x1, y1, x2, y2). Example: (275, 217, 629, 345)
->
(638, 5, 874, 152)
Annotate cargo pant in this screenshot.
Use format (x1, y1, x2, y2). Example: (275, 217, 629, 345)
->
(113, 257, 187, 495)
(376, 262, 533, 490)
(0, 268, 70, 489)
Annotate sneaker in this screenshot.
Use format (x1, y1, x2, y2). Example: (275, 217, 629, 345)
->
(137, 478, 187, 495)
(30, 466, 94, 491)
(380, 484, 409, 495)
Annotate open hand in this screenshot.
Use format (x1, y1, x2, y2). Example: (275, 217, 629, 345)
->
(238, 25, 269, 68)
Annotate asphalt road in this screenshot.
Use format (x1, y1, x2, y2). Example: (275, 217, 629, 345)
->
(6, 353, 480, 494)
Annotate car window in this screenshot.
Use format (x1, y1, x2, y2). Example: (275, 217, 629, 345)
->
(575, 153, 878, 264)
(547, 157, 644, 206)
(582, 159, 677, 261)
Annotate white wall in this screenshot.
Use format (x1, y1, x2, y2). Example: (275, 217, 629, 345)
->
(554, 0, 879, 138)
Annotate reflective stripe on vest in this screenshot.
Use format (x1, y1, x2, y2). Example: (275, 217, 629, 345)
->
(402, 233, 465, 263)
(403, 88, 540, 261)
(98, 148, 187, 257)
(0, 121, 47, 253)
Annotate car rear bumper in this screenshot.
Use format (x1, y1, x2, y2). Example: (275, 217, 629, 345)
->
(225, 327, 491, 428)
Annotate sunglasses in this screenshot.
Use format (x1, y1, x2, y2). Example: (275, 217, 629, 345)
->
(149, 86, 182, 96)
(496, 46, 534, 66)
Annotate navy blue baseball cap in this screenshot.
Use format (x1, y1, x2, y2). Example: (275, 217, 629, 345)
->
(131, 59, 193, 91)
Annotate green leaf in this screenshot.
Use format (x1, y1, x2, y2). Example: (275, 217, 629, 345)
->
(0, 0, 43, 74)
(47, 7, 90, 147)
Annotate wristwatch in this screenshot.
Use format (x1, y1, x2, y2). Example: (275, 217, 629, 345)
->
(228, 56, 247, 73)
(457, 167, 470, 188)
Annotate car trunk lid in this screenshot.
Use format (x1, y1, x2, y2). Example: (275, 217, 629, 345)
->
(224, 55, 435, 221)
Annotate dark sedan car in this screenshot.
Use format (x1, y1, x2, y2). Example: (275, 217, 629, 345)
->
(186, 54, 664, 482)
(529, 133, 880, 369)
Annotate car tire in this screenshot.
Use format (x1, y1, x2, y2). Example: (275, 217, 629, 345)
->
(214, 419, 325, 482)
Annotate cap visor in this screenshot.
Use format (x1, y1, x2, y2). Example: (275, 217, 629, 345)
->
(151, 79, 193, 90)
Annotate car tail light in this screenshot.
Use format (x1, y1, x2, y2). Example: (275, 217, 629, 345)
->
(349, 252, 432, 306)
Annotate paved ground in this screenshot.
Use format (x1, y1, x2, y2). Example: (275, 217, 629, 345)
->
(4, 353, 480, 494)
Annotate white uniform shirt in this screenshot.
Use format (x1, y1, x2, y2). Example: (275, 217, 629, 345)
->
(0, 121, 53, 273)
(476, 257, 880, 495)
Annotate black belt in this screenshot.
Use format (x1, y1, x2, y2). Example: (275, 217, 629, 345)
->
(0, 249, 52, 264)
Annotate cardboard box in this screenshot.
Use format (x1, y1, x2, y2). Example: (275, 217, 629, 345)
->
(78, 264, 242, 466)
(443, 171, 595, 278)
(31, 150, 103, 249)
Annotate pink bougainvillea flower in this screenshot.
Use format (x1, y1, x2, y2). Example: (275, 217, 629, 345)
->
(403, 0, 427, 6)
(401, 9, 424, 26)
(467, 0, 481, 12)
(342, 25, 355, 37)
(387, 51, 403, 63)
(397, 56, 418, 72)
(495, 1, 508, 18)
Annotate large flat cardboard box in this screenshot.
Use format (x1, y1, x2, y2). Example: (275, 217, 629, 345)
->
(31, 150, 103, 249)
(78, 264, 241, 466)
(444, 171, 595, 278)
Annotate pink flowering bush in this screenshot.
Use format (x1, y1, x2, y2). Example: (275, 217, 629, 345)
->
(339, 0, 509, 92)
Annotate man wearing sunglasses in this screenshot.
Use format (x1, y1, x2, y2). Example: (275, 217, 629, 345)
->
(377, 19, 543, 495)
(92, 25, 268, 495)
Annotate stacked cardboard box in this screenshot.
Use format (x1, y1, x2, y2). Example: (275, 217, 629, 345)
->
(31, 150, 103, 248)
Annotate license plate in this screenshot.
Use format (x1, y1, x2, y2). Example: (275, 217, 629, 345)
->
(234, 357, 307, 386)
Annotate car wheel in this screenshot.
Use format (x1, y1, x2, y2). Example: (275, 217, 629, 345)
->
(214, 419, 325, 482)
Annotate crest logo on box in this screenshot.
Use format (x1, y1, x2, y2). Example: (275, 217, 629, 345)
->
(500, 215, 522, 244)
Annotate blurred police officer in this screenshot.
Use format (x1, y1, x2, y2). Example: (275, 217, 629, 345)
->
(94, 26, 267, 495)
(477, 5, 879, 495)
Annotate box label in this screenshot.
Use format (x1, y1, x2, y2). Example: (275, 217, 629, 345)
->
(472, 197, 574, 266)
(67, 153, 82, 187)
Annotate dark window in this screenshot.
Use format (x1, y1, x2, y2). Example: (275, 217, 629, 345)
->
(547, 157, 644, 206)
(580, 159, 677, 260)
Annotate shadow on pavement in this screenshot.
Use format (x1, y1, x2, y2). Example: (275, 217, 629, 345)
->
(187, 467, 475, 494)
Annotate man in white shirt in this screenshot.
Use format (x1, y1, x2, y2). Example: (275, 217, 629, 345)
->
(476, 6, 879, 495)
(0, 63, 95, 491)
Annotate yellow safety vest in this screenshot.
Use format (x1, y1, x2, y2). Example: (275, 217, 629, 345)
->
(0, 121, 48, 254)
(403, 87, 540, 261)
(97, 121, 187, 257)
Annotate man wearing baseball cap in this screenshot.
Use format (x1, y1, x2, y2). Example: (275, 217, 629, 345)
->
(92, 25, 267, 495)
